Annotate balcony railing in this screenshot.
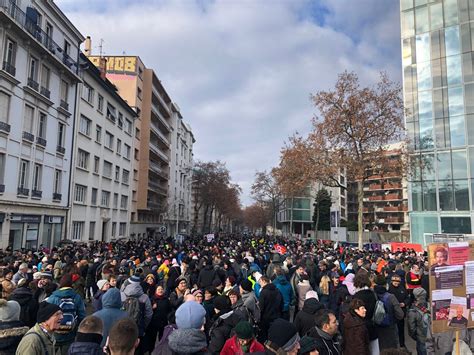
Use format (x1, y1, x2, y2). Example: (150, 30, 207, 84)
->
(0, 121, 10, 133)
(52, 192, 62, 200)
(17, 187, 29, 196)
(40, 86, 50, 99)
(60, 100, 69, 111)
(2, 60, 15, 76)
(22, 131, 34, 142)
(31, 189, 42, 198)
(56, 145, 65, 154)
(36, 136, 46, 147)
(0, 0, 79, 74)
(27, 77, 39, 91)
(0, 184, 4, 193)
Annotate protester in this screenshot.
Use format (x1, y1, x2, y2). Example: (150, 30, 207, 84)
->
(307, 309, 341, 355)
(258, 276, 283, 341)
(0, 299, 28, 354)
(407, 288, 429, 355)
(92, 279, 110, 312)
(220, 320, 264, 354)
(67, 316, 103, 355)
(342, 299, 369, 355)
(8, 278, 38, 327)
(264, 318, 301, 355)
(388, 273, 410, 349)
(107, 318, 140, 355)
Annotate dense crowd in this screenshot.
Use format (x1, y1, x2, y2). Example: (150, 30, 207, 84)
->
(0, 234, 470, 355)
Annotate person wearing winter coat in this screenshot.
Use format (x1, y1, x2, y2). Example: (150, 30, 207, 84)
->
(92, 279, 110, 312)
(258, 276, 283, 342)
(307, 309, 341, 355)
(121, 276, 153, 335)
(47, 273, 86, 355)
(30, 272, 57, 303)
(1, 269, 15, 299)
(8, 279, 38, 327)
(342, 299, 370, 355)
(388, 273, 411, 348)
(16, 302, 63, 355)
(239, 279, 260, 324)
(197, 261, 218, 289)
(0, 299, 29, 355)
(373, 275, 404, 351)
(143, 284, 171, 353)
(296, 273, 313, 311)
(220, 320, 264, 355)
(207, 296, 243, 353)
(264, 318, 301, 355)
(406, 264, 422, 292)
(294, 297, 325, 337)
(93, 288, 128, 348)
(408, 287, 430, 355)
(272, 268, 294, 320)
(67, 316, 103, 355)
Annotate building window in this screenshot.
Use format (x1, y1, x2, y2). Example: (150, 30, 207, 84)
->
(91, 188, 98, 205)
(23, 105, 34, 134)
(0, 91, 10, 123)
(32, 163, 42, 191)
(120, 195, 128, 209)
(101, 190, 110, 207)
(28, 56, 38, 81)
(119, 222, 126, 236)
(82, 82, 94, 103)
(124, 144, 131, 159)
(37, 112, 47, 139)
(115, 166, 120, 181)
(105, 131, 114, 149)
(54, 169, 61, 194)
(118, 112, 123, 129)
(57, 122, 65, 148)
(103, 161, 112, 178)
(40, 65, 50, 90)
(3, 38, 16, 70)
(77, 149, 89, 170)
(72, 221, 84, 240)
(135, 128, 140, 139)
(94, 156, 100, 174)
(122, 169, 129, 185)
(113, 193, 118, 209)
(125, 119, 132, 135)
(60, 80, 68, 102)
(74, 184, 87, 203)
(97, 94, 104, 113)
(64, 40, 71, 55)
(134, 148, 139, 160)
(89, 221, 95, 240)
(95, 125, 102, 143)
(106, 103, 117, 122)
(45, 23, 53, 47)
(0, 153, 5, 186)
(18, 160, 29, 189)
(116, 139, 122, 155)
(111, 222, 117, 238)
(79, 115, 91, 136)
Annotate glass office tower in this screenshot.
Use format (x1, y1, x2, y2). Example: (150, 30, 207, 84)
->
(401, 0, 474, 244)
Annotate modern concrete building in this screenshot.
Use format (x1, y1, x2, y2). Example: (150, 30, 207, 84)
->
(0, 0, 83, 249)
(69, 53, 136, 242)
(401, 0, 474, 244)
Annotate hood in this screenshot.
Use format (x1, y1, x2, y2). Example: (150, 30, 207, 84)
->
(274, 275, 289, 285)
(124, 282, 144, 298)
(10, 287, 33, 304)
(53, 287, 77, 298)
(168, 328, 208, 353)
(102, 288, 122, 309)
(0, 322, 29, 350)
(302, 298, 324, 314)
(374, 285, 387, 295)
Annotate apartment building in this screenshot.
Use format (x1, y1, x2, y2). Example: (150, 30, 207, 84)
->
(0, 0, 83, 249)
(69, 53, 136, 242)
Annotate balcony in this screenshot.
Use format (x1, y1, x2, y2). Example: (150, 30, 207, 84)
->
(2, 60, 15, 76)
(40, 86, 50, 99)
(36, 136, 46, 147)
(147, 200, 162, 211)
(0, 184, 4, 193)
(56, 145, 65, 155)
(0, 121, 10, 134)
(27, 77, 39, 91)
(17, 187, 29, 196)
(60, 100, 69, 111)
(149, 161, 169, 179)
(22, 131, 34, 142)
(149, 144, 169, 163)
(0, 0, 79, 76)
(31, 189, 42, 198)
(150, 122, 170, 147)
(52, 192, 62, 201)
(384, 217, 405, 224)
(148, 180, 168, 196)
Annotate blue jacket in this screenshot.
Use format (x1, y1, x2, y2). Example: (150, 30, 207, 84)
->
(47, 287, 86, 344)
(273, 275, 293, 312)
(93, 288, 128, 347)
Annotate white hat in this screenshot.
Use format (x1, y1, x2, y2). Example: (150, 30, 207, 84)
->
(97, 279, 109, 290)
(254, 272, 262, 282)
(33, 272, 42, 280)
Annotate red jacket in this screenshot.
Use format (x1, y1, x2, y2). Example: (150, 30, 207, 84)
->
(220, 335, 264, 355)
(405, 271, 422, 290)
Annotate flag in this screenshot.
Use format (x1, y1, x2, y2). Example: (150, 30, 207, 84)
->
(274, 244, 287, 255)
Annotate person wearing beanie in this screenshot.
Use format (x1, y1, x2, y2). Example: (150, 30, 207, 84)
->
(208, 295, 243, 353)
(142, 273, 157, 299)
(0, 299, 28, 354)
(67, 316, 104, 355)
(165, 301, 208, 354)
(342, 299, 370, 355)
(407, 287, 429, 355)
(373, 273, 404, 351)
(16, 301, 62, 355)
(220, 320, 265, 355)
(8, 277, 39, 327)
(46, 272, 86, 354)
(265, 318, 301, 355)
(294, 297, 325, 337)
(92, 279, 110, 312)
(298, 336, 318, 355)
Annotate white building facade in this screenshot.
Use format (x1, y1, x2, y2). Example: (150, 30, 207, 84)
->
(0, 0, 83, 249)
(166, 103, 194, 236)
(69, 54, 136, 242)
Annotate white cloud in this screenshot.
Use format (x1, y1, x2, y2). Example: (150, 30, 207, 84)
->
(56, 0, 402, 205)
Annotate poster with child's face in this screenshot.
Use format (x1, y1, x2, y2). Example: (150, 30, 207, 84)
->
(448, 297, 469, 328)
(429, 244, 449, 275)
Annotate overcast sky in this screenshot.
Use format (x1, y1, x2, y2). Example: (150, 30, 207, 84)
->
(56, 0, 402, 206)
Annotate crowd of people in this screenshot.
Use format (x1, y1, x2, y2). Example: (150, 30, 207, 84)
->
(0, 234, 470, 355)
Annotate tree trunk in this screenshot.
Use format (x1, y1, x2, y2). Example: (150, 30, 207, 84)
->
(202, 205, 209, 234)
(357, 180, 364, 250)
(289, 197, 294, 238)
(315, 204, 320, 241)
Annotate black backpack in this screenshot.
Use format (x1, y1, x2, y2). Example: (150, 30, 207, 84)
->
(122, 295, 146, 336)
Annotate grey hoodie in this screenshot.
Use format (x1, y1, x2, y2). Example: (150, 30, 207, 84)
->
(168, 328, 208, 354)
(121, 281, 153, 329)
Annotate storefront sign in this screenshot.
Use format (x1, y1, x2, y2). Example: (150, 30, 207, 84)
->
(10, 214, 41, 223)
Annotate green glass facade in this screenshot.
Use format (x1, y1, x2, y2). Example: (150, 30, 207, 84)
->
(402, 0, 474, 244)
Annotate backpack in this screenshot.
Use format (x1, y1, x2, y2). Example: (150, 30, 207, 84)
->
(122, 295, 145, 336)
(151, 324, 176, 355)
(414, 306, 430, 336)
(56, 297, 77, 334)
(373, 293, 393, 327)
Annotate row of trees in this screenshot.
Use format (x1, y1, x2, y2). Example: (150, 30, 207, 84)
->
(250, 71, 407, 248)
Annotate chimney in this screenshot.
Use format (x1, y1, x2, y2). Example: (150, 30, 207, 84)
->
(84, 36, 92, 56)
(99, 57, 107, 80)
